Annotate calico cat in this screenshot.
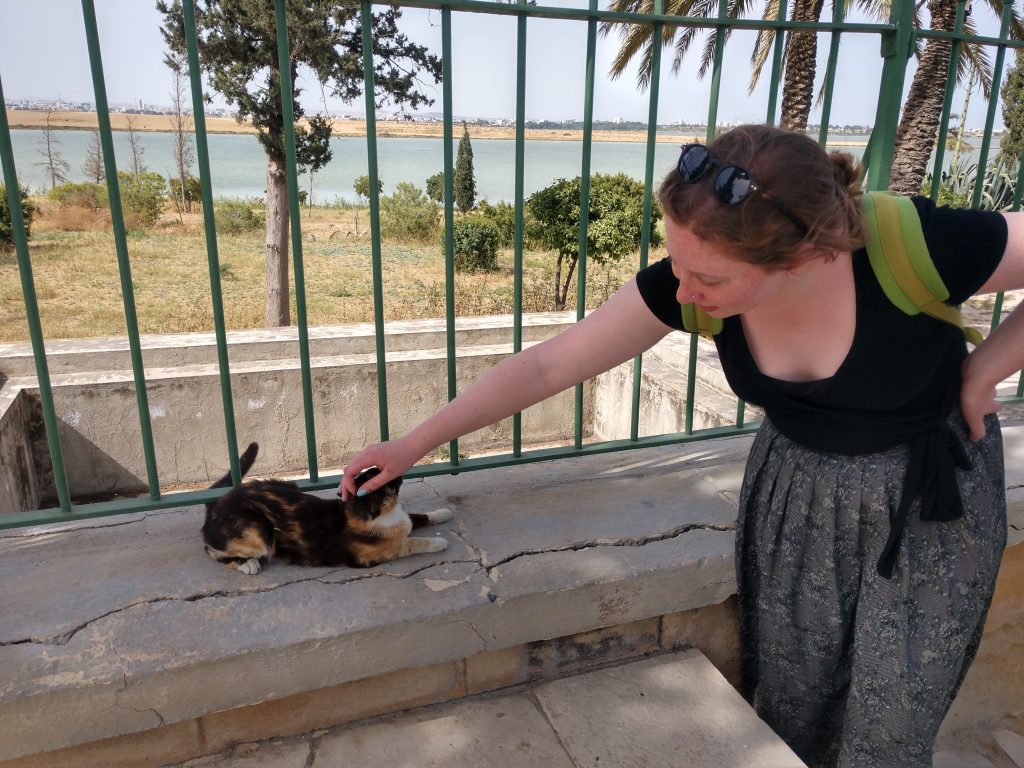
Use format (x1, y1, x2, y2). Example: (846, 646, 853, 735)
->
(202, 443, 451, 575)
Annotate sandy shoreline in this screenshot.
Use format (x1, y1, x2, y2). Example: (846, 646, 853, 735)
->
(5, 109, 870, 146)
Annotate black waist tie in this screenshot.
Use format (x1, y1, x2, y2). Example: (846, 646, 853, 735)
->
(876, 416, 972, 579)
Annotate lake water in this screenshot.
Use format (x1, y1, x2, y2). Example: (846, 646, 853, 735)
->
(6, 127, 957, 204)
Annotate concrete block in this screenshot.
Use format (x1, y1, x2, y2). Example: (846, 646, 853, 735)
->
(534, 649, 805, 767)
(524, 618, 659, 679)
(313, 694, 576, 767)
(0, 719, 202, 768)
(199, 661, 465, 754)
(662, 596, 742, 688)
(465, 645, 527, 695)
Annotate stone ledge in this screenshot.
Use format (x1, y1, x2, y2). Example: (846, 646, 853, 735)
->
(1, 425, 1021, 765)
(0, 436, 752, 762)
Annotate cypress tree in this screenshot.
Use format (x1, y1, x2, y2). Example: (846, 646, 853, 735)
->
(1001, 50, 1024, 162)
(454, 122, 476, 213)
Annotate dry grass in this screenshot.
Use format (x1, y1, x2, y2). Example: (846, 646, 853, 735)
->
(5, 200, 1015, 344)
(0, 201, 644, 342)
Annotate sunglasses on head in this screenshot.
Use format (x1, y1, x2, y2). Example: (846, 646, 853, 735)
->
(676, 143, 807, 235)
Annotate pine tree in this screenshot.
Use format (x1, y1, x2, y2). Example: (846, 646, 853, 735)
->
(1001, 49, 1024, 162)
(454, 122, 475, 213)
(158, 0, 441, 326)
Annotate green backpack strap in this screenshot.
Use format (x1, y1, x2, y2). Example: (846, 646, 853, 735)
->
(680, 302, 723, 339)
(860, 191, 984, 346)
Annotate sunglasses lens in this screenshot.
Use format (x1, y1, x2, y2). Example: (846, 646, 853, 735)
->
(678, 145, 712, 182)
(713, 167, 753, 205)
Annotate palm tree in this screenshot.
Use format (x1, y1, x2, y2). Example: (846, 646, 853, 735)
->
(747, 0, 826, 131)
(602, 0, 852, 132)
(888, 0, 1021, 195)
(603, 0, 1019, 177)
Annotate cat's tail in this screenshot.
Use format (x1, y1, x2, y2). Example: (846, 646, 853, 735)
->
(208, 442, 259, 492)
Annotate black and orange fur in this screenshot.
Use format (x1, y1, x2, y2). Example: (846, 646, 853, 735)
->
(202, 443, 451, 575)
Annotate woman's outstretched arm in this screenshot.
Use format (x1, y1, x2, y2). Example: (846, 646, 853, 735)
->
(339, 278, 672, 499)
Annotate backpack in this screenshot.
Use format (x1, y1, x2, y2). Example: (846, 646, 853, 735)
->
(679, 191, 984, 346)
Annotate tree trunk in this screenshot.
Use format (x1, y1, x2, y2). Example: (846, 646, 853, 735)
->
(888, 0, 958, 195)
(265, 154, 290, 327)
(779, 0, 824, 132)
(555, 254, 578, 312)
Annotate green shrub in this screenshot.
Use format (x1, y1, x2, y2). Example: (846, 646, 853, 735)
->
(477, 200, 516, 249)
(214, 199, 265, 234)
(353, 174, 383, 203)
(168, 175, 202, 211)
(0, 184, 36, 250)
(49, 181, 109, 210)
(425, 172, 445, 203)
(448, 215, 500, 272)
(118, 171, 166, 228)
(379, 182, 439, 242)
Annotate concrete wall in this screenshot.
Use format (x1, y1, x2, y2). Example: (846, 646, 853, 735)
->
(0, 387, 43, 513)
(0, 316, 602, 510)
(0, 314, 764, 513)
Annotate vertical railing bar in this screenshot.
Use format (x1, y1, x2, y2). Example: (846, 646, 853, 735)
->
(688, 0, 730, 435)
(866, 2, 915, 191)
(764, 0, 788, 126)
(181, 0, 241, 484)
(81, 0, 160, 499)
(817, 1, 846, 146)
(512, 1, 528, 457)
(0, 75, 73, 513)
(574, 0, 598, 450)
(274, 0, 319, 480)
(361, 0, 390, 442)
(630, 0, 664, 443)
(976, 4, 1013, 337)
(929, 0, 969, 201)
(441, 7, 459, 468)
(973, 2, 1012, 210)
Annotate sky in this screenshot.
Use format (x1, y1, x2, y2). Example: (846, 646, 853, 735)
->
(0, 0, 1014, 130)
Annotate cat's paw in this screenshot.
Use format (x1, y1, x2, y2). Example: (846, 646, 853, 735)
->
(236, 557, 262, 575)
(427, 508, 452, 524)
(425, 537, 448, 553)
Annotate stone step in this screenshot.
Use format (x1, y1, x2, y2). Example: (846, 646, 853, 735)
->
(170, 650, 806, 768)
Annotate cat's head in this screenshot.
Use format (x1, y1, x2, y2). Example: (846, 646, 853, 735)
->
(345, 467, 403, 521)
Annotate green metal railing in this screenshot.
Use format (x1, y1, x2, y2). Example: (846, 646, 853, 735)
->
(1, 1, 1023, 528)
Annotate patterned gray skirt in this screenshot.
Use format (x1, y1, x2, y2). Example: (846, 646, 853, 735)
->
(736, 412, 1006, 768)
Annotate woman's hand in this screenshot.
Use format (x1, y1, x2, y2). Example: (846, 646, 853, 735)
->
(960, 354, 1002, 441)
(338, 436, 422, 500)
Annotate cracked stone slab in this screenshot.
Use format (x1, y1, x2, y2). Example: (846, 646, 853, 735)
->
(534, 649, 806, 767)
(173, 739, 313, 768)
(424, 436, 751, 567)
(488, 529, 736, 647)
(932, 751, 998, 768)
(313, 692, 576, 767)
(996, 729, 1024, 767)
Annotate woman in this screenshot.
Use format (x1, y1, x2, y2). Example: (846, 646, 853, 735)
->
(339, 125, 1024, 767)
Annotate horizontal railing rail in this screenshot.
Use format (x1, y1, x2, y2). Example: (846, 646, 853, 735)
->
(0, 0, 1021, 529)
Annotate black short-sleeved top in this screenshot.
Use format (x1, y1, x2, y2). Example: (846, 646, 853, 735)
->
(636, 197, 1007, 456)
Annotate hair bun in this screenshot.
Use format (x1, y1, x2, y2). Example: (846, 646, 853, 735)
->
(829, 151, 863, 194)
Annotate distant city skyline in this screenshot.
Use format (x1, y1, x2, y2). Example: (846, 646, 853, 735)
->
(0, 1, 1014, 132)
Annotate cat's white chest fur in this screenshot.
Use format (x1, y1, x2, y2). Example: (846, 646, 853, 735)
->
(370, 502, 413, 536)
